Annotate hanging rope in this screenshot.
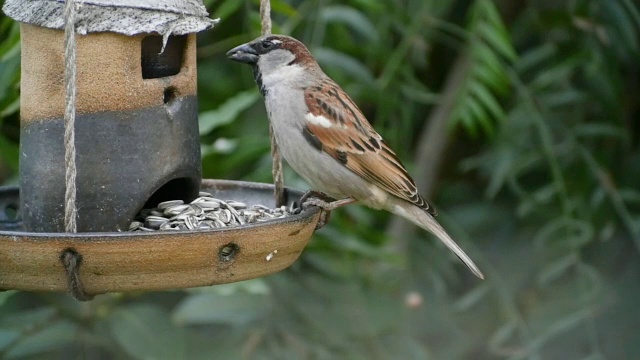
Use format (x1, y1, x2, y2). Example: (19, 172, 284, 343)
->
(259, 0, 285, 207)
(62, 0, 91, 301)
(259, 0, 272, 35)
(63, 0, 78, 233)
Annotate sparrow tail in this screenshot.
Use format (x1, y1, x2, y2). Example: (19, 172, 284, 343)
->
(390, 200, 484, 279)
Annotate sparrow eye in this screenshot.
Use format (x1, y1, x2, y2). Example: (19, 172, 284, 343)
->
(261, 40, 274, 50)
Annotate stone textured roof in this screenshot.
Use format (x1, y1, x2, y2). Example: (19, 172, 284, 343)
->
(2, 0, 218, 36)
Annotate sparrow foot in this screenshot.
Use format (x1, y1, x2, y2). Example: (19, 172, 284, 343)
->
(302, 197, 356, 211)
(295, 190, 355, 230)
(298, 190, 333, 208)
(292, 190, 328, 214)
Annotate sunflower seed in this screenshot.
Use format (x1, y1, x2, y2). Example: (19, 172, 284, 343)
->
(176, 207, 196, 217)
(163, 204, 191, 216)
(225, 200, 247, 209)
(145, 216, 168, 229)
(191, 204, 204, 216)
(184, 215, 199, 230)
(157, 200, 184, 210)
(198, 201, 220, 210)
(129, 221, 143, 231)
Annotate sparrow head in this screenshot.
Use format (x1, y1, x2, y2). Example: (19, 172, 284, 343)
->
(226, 35, 315, 70)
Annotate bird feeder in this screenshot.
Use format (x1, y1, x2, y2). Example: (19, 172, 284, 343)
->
(0, 0, 321, 298)
(6, 0, 215, 232)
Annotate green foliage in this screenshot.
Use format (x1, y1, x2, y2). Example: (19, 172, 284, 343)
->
(0, 0, 639, 359)
(199, 90, 259, 136)
(458, 0, 640, 357)
(450, 0, 516, 137)
(0, 14, 20, 183)
(109, 304, 188, 359)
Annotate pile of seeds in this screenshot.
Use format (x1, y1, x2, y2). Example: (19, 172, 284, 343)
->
(129, 192, 293, 232)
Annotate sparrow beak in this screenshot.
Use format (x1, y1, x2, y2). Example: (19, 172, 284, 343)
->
(226, 43, 259, 64)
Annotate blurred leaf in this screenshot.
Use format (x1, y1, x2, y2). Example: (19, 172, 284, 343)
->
(572, 122, 627, 140)
(600, 0, 638, 54)
(450, 0, 515, 136)
(620, 0, 640, 30)
(530, 309, 593, 351)
(473, 42, 510, 84)
(213, 0, 245, 20)
(537, 253, 578, 286)
(0, 307, 56, 330)
(452, 283, 491, 312)
(313, 47, 375, 84)
(173, 292, 268, 326)
(517, 184, 558, 216)
(619, 188, 640, 204)
(538, 89, 587, 108)
(378, 334, 431, 360)
(188, 279, 270, 296)
(109, 304, 186, 360)
(199, 90, 260, 135)
(534, 218, 594, 250)
(0, 136, 18, 172)
(574, 263, 603, 304)
(581, 354, 607, 360)
(5, 319, 78, 359)
(263, 0, 297, 17)
(529, 58, 579, 90)
(0, 330, 20, 351)
(477, 22, 517, 61)
(0, 291, 16, 308)
(516, 43, 557, 73)
(400, 84, 440, 105)
(302, 252, 355, 278)
(320, 5, 379, 42)
(469, 81, 505, 121)
(488, 322, 518, 356)
(0, 98, 18, 118)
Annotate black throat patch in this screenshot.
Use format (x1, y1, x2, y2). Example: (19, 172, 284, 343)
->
(252, 67, 267, 96)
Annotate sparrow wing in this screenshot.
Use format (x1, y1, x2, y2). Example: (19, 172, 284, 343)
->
(304, 80, 436, 215)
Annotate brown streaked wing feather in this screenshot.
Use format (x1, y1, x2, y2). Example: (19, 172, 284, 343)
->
(303, 80, 436, 215)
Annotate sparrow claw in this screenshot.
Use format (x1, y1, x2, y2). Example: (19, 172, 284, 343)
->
(315, 210, 332, 230)
(299, 190, 333, 208)
(293, 190, 329, 213)
(294, 191, 355, 230)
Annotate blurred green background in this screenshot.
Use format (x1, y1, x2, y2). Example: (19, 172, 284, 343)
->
(1, 0, 640, 358)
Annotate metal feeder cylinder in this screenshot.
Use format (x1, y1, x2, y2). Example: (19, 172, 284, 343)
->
(3, 0, 217, 232)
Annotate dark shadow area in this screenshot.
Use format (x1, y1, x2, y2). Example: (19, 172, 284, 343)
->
(141, 35, 187, 79)
(143, 177, 199, 209)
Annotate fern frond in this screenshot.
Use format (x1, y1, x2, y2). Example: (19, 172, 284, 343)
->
(450, 0, 516, 137)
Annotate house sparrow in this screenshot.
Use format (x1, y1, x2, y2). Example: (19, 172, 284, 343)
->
(227, 35, 484, 279)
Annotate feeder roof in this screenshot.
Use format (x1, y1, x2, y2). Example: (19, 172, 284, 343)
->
(2, 0, 218, 36)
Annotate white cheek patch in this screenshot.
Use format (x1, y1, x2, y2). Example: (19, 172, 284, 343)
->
(258, 50, 300, 87)
(306, 113, 333, 128)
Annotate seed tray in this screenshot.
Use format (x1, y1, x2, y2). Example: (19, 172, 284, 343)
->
(0, 180, 320, 295)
